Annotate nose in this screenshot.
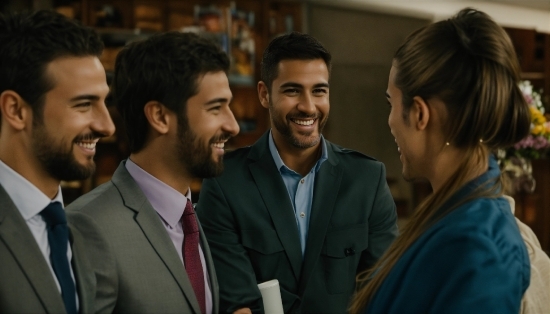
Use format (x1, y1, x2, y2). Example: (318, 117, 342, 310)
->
(223, 106, 240, 137)
(92, 103, 116, 137)
(297, 92, 316, 115)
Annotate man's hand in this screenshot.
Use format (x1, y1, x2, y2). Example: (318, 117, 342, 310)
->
(233, 308, 252, 314)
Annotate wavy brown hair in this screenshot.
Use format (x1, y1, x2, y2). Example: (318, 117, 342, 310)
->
(349, 8, 531, 313)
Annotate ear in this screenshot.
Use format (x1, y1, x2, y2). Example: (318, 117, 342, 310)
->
(411, 96, 430, 131)
(143, 101, 172, 135)
(257, 81, 270, 109)
(0, 90, 31, 131)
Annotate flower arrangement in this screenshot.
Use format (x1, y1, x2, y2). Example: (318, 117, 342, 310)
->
(499, 80, 548, 193)
(509, 80, 550, 159)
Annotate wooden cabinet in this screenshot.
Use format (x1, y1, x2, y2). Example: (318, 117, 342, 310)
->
(54, 0, 303, 201)
(514, 159, 550, 253)
(504, 27, 550, 253)
(505, 27, 550, 105)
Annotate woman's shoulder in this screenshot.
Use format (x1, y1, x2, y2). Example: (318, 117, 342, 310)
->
(435, 196, 517, 238)
(414, 196, 528, 263)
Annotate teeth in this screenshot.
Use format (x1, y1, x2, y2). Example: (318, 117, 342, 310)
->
(212, 143, 224, 149)
(293, 119, 314, 126)
(78, 142, 96, 150)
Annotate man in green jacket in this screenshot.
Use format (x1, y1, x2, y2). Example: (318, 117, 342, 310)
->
(197, 32, 398, 314)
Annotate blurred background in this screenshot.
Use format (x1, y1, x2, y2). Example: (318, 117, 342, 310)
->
(2, 0, 549, 252)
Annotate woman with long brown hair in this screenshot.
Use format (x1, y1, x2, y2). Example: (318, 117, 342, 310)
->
(350, 8, 531, 313)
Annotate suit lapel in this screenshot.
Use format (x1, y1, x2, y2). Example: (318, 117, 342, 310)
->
(69, 225, 95, 313)
(198, 219, 218, 313)
(111, 164, 202, 314)
(298, 143, 343, 294)
(248, 134, 303, 281)
(0, 186, 66, 313)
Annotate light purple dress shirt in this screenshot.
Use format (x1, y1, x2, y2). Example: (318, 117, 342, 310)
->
(126, 159, 213, 314)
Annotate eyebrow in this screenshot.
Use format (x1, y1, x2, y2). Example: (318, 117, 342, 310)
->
(204, 97, 231, 106)
(280, 82, 330, 89)
(70, 95, 101, 102)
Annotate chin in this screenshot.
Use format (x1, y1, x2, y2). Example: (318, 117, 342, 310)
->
(401, 168, 413, 182)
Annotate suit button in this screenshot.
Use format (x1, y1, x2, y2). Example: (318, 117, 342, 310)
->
(344, 248, 355, 256)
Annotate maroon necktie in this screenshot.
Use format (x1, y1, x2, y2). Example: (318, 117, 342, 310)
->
(182, 200, 206, 314)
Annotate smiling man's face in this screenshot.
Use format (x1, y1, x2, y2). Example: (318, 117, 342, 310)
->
(32, 56, 114, 181)
(263, 59, 329, 151)
(176, 71, 239, 178)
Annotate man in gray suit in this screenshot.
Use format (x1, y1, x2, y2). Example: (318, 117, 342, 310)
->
(197, 32, 398, 313)
(68, 32, 240, 313)
(0, 10, 117, 313)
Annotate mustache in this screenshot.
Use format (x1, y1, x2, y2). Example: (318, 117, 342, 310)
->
(73, 131, 106, 142)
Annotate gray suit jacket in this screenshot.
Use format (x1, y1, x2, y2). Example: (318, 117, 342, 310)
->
(67, 162, 219, 314)
(0, 184, 117, 314)
(197, 132, 398, 313)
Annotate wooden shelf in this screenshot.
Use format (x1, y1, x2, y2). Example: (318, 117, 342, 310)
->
(505, 27, 550, 253)
(54, 0, 303, 199)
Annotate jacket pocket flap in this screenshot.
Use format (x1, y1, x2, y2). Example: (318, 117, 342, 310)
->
(242, 228, 284, 255)
(324, 224, 369, 258)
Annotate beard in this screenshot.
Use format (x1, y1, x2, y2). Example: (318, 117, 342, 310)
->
(176, 113, 231, 178)
(268, 96, 328, 148)
(32, 122, 97, 181)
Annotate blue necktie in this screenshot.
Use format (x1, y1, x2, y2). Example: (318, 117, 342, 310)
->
(40, 202, 77, 314)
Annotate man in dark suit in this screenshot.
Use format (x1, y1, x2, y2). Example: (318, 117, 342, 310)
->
(0, 10, 117, 313)
(68, 32, 240, 313)
(196, 32, 399, 313)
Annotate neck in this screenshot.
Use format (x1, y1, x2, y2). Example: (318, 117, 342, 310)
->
(0, 135, 59, 199)
(429, 146, 488, 194)
(272, 133, 322, 177)
(130, 145, 192, 196)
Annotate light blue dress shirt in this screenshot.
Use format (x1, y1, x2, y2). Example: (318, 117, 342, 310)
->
(268, 131, 328, 255)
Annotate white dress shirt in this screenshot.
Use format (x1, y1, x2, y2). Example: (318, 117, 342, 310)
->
(0, 159, 79, 309)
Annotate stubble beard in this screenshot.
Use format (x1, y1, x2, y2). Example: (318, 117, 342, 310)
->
(32, 120, 96, 181)
(176, 113, 229, 178)
(268, 97, 327, 149)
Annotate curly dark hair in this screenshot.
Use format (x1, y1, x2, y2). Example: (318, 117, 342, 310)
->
(111, 31, 230, 153)
(260, 31, 331, 92)
(0, 10, 103, 119)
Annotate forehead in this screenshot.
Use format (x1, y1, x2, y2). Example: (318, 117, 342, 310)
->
(273, 59, 329, 85)
(387, 65, 400, 95)
(191, 71, 231, 99)
(388, 66, 397, 85)
(44, 56, 108, 99)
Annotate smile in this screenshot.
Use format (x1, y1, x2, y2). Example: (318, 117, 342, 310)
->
(291, 118, 315, 126)
(212, 142, 225, 149)
(76, 139, 99, 150)
(394, 138, 400, 153)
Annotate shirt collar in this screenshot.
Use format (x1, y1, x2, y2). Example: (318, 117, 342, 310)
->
(0, 159, 63, 220)
(125, 158, 190, 228)
(268, 129, 328, 175)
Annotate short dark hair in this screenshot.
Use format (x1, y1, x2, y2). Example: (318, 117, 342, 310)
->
(260, 32, 332, 92)
(0, 10, 103, 116)
(111, 31, 230, 153)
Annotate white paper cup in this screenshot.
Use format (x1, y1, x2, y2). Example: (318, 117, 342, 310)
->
(257, 279, 284, 314)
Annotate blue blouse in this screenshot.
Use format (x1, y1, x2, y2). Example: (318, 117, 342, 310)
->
(365, 157, 530, 313)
